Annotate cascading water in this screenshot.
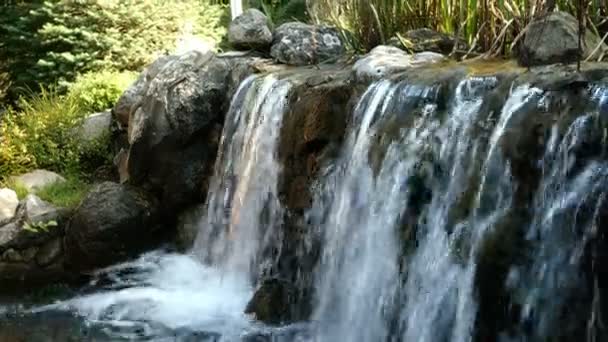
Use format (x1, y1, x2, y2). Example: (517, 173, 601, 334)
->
(17, 74, 293, 340)
(3, 64, 608, 342)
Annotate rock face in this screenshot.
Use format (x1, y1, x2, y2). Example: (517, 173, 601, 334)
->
(0, 195, 69, 288)
(518, 11, 607, 67)
(113, 55, 177, 127)
(77, 110, 111, 143)
(271, 22, 345, 65)
(0, 188, 18, 223)
(11, 170, 66, 192)
(245, 278, 299, 324)
(175, 203, 205, 251)
(388, 28, 466, 54)
(353, 45, 445, 81)
(65, 182, 160, 271)
(123, 51, 230, 210)
(228, 9, 273, 50)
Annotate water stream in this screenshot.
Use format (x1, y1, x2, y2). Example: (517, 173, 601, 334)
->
(2, 70, 608, 342)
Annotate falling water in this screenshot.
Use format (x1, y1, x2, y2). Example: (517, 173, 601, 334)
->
(24, 74, 292, 340)
(3, 66, 608, 342)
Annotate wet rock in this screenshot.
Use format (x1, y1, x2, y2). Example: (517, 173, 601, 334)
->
(113, 55, 177, 127)
(10, 170, 66, 192)
(35, 238, 62, 267)
(271, 22, 345, 65)
(353, 45, 445, 81)
(0, 188, 18, 223)
(228, 9, 273, 50)
(245, 278, 298, 324)
(388, 28, 466, 54)
(76, 110, 111, 143)
(518, 11, 607, 67)
(175, 203, 205, 251)
(65, 182, 160, 271)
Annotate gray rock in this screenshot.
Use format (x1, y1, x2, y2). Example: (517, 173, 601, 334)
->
(228, 9, 273, 50)
(113, 55, 178, 127)
(0, 195, 66, 252)
(518, 11, 607, 67)
(271, 22, 345, 65)
(77, 110, 111, 143)
(65, 182, 160, 271)
(35, 238, 62, 267)
(0, 188, 18, 224)
(354, 46, 445, 81)
(126, 51, 230, 209)
(10, 170, 65, 192)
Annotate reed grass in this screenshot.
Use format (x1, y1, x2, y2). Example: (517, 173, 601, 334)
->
(307, 0, 608, 56)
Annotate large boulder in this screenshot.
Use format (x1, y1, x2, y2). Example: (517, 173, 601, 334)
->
(388, 28, 467, 54)
(64, 182, 160, 271)
(0, 188, 18, 223)
(124, 51, 231, 209)
(228, 9, 273, 50)
(271, 22, 345, 65)
(113, 55, 178, 127)
(10, 170, 65, 192)
(518, 11, 608, 67)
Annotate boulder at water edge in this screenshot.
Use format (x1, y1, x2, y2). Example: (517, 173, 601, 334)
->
(271, 22, 345, 65)
(353, 45, 446, 81)
(65, 182, 160, 271)
(518, 11, 607, 67)
(228, 9, 273, 51)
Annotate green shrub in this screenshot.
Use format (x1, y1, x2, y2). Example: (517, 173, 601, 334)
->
(3, 179, 29, 200)
(0, 0, 227, 101)
(68, 70, 137, 113)
(0, 87, 83, 177)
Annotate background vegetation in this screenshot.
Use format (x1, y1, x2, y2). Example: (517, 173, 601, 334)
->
(307, 0, 608, 53)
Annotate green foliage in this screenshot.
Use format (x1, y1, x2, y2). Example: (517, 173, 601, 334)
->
(0, 0, 227, 101)
(36, 176, 90, 208)
(68, 70, 136, 113)
(307, 0, 608, 54)
(0, 87, 82, 176)
(4, 179, 29, 200)
(248, 0, 308, 25)
(23, 219, 58, 233)
(0, 69, 130, 178)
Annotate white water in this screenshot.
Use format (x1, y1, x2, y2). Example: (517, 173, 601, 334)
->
(32, 75, 292, 340)
(6, 73, 608, 342)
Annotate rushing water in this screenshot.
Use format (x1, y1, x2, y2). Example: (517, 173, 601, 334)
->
(2, 70, 608, 342)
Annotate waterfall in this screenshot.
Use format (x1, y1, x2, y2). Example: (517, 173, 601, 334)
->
(194, 74, 290, 281)
(28, 74, 292, 340)
(6, 66, 608, 342)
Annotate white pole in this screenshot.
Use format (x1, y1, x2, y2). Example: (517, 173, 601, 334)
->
(231, 0, 243, 19)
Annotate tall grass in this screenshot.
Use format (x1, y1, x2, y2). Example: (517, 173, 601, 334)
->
(307, 0, 608, 55)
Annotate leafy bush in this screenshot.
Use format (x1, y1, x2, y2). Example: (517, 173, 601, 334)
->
(68, 70, 136, 113)
(0, 87, 83, 177)
(248, 0, 308, 25)
(0, 0, 227, 101)
(0, 69, 131, 178)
